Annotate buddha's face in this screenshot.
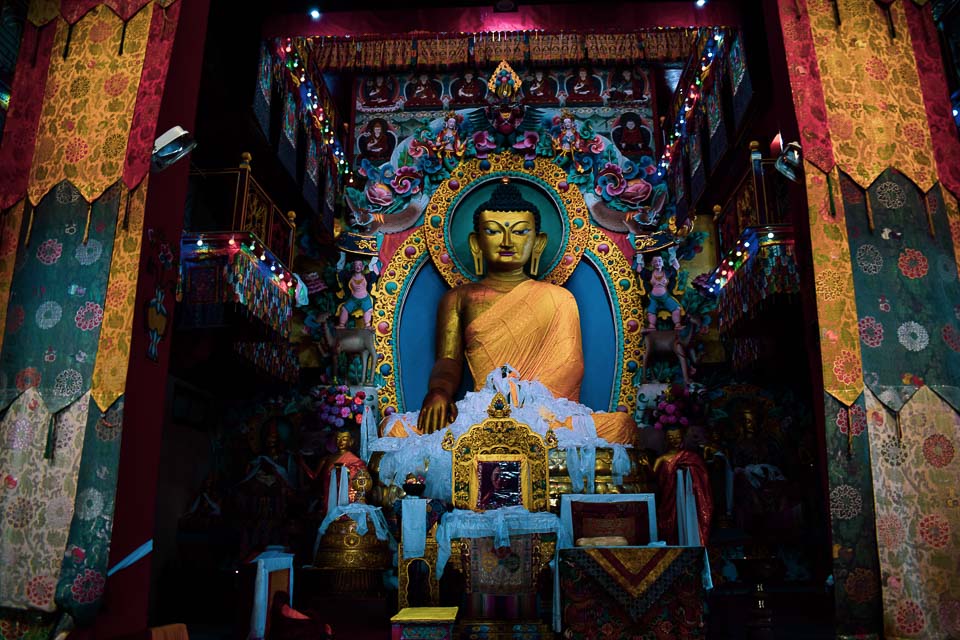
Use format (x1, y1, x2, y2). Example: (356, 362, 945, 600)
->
(336, 431, 352, 451)
(470, 209, 545, 273)
(739, 409, 757, 438)
(626, 120, 636, 130)
(464, 72, 474, 82)
(665, 427, 683, 450)
(579, 69, 588, 80)
(373, 124, 382, 136)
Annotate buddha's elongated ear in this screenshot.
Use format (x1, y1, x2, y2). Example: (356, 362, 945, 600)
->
(468, 232, 484, 276)
(530, 232, 548, 276)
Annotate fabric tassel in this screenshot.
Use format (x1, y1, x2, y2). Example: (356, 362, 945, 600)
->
(119, 188, 130, 231)
(924, 193, 936, 238)
(119, 20, 127, 55)
(63, 21, 74, 59)
(44, 415, 56, 460)
(23, 201, 35, 246)
(82, 201, 93, 244)
(865, 191, 875, 233)
(845, 407, 853, 458)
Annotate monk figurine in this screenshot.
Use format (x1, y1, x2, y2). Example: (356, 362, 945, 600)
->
(300, 429, 368, 512)
(653, 424, 712, 545)
(386, 178, 635, 445)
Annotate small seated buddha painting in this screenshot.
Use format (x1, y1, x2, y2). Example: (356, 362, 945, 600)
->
(477, 460, 521, 510)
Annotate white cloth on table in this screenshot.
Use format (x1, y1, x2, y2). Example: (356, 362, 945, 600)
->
(314, 503, 393, 557)
(248, 548, 294, 640)
(434, 506, 568, 577)
(400, 497, 428, 559)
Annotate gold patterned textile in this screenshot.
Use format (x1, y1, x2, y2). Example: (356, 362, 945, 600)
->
(585, 34, 641, 64)
(0, 202, 25, 357)
(528, 34, 585, 65)
(805, 163, 864, 406)
(0, 390, 90, 610)
(808, 0, 936, 191)
(474, 35, 527, 68)
(865, 387, 960, 638)
(90, 179, 146, 411)
(358, 39, 413, 69)
(27, 5, 151, 204)
(412, 37, 468, 68)
(583, 547, 685, 599)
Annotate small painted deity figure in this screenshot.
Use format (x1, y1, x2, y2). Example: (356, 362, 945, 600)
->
(551, 112, 586, 173)
(524, 69, 557, 103)
(637, 252, 683, 331)
(358, 118, 395, 163)
(300, 428, 368, 512)
(653, 424, 712, 545)
(608, 68, 646, 103)
(613, 112, 654, 158)
(405, 72, 442, 107)
(362, 75, 396, 107)
(565, 67, 601, 102)
(337, 259, 375, 328)
(432, 112, 467, 161)
(451, 70, 486, 104)
(486, 100, 525, 148)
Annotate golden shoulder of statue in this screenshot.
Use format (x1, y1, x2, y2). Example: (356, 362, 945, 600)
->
(418, 179, 548, 434)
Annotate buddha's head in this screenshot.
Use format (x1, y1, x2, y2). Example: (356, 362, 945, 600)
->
(664, 424, 684, 451)
(469, 179, 548, 276)
(335, 429, 354, 453)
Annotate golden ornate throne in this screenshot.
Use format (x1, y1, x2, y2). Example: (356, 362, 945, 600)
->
(442, 395, 559, 636)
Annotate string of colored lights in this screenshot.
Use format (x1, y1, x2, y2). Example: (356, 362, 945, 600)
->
(657, 28, 725, 178)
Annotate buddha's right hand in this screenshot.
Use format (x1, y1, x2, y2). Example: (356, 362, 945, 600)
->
(418, 389, 458, 434)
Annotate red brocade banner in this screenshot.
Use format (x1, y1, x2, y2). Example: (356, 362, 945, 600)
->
(123, 1, 182, 191)
(28, 0, 178, 26)
(0, 24, 56, 210)
(904, 1, 960, 198)
(775, 0, 835, 175)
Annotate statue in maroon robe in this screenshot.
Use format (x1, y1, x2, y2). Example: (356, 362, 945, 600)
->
(654, 425, 713, 546)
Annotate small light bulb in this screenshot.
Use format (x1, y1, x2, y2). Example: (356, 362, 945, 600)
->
(714, 278, 721, 284)
(309, 8, 321, 19)
(228, 236, 235, 246)
(696, 0, 706, 7)
(954, 108, 959, 117)
(767, 232, 775, 239)
(270, 263, 276, 272)
(260, 253, 266, 261)
(708, 287, 714, 292)
(744, 241, 750, 248)
(196, 238, 203, 247)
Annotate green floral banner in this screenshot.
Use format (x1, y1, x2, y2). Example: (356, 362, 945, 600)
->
(1, 182, 120, 413)
(841, 170, 960, 413)
(55, 396, 124, 625)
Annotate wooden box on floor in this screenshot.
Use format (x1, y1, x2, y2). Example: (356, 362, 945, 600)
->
(390, 607, 458, 640)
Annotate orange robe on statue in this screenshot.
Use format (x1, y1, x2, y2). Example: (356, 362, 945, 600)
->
(387, 280, 635, 444)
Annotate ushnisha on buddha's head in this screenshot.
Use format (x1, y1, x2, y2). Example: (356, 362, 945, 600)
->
(468, 178, 548, 276)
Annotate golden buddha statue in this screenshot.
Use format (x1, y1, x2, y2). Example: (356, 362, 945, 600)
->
(385, 178, 635, 445)
(300, 429, 368, 512)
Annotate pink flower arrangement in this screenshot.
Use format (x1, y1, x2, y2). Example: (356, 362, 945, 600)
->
(648, 384, 707, 430)
(314, 385, 366, 429)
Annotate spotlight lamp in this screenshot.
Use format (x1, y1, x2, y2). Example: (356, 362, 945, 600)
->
(151, 126, 197, 172)
(774, 141, 802, 182)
